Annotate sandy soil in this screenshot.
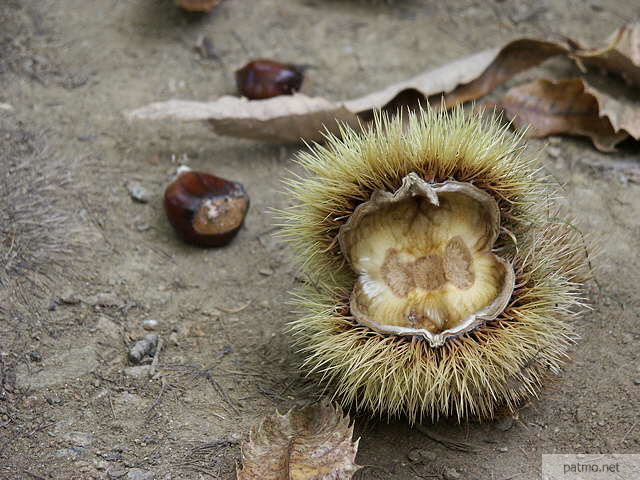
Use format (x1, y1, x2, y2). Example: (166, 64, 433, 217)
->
(1, 1, 639, 479)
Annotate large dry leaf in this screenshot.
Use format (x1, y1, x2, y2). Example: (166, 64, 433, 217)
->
(126, 38, 567, 143)
(499, 78, 631, 151)
(126, 95, 361, 143)
(236, 401, 360, 480)
(571, 22, 640, 86)
(344, 38, 567, 112)
(126, 23, 639, 146)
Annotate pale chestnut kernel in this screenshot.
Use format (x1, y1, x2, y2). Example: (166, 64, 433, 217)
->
(338, 173, 515, 347)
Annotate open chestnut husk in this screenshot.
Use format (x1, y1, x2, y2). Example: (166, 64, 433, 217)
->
(164, 170, 249, 247)
(235, 59, 305, 100)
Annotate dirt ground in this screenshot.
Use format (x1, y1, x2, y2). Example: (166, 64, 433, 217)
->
(1, 1, 640, 479)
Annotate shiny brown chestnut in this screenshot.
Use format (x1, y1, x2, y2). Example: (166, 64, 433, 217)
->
(164, 170, 249, 247)
(235, 59, 305, 100)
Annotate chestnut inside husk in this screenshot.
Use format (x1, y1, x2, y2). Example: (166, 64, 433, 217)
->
(338, 173, 515, 347)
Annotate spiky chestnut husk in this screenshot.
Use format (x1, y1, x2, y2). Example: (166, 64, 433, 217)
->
(280, 106, 589, 423)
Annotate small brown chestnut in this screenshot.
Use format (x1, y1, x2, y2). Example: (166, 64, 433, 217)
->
(235, 59, 305, 100)
(177, 0, 220, 13)
(164, 170, 249, 247)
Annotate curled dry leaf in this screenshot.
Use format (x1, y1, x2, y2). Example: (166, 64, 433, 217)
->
(344, 38, 567, 113)
(500, 77, 637, 151)
(583, 73, 640, 141)
(126, 38, 568, 143)
(571, 22, 640, 86)
(237, 401, 360, 480)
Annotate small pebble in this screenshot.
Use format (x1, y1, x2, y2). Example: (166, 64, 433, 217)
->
(498, 447, 509, 453)
(259, 268, 274, 276)
(123, 365, 153, 378)
(407, 449, 421, 463)
(108, 469, 127, 479)
(494, 416, 514, 432)
(176, 165, 191, 176)
(29, 351, 43, 362)
(142, 319, 159, 331)
(547, 146, 561, 158)
(85, 292, 120, 307)
(101, 452, 124, 462)
(443, 467, 461, 480)
(62, 431, 94, 447)
(126, 468, 154, 480)
(54, 447, 88, 459)
(128, 334, 158, 364)
(407, 448, 436, 464)
(127, 182, 149, 203)
(59, 289, 81, 304)
(195, 35, 217, 59)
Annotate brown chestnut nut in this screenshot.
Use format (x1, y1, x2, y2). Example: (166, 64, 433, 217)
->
(235, 59, 305, 100)
(177, 0, 220, 13)
(164, 170, 249, 247)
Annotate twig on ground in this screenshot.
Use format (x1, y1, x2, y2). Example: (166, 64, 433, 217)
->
(165, 363, 241, 416)
(415, 425, 479, 453)
(108, 392, 116, 419)
(172, 437, 239, 478)
(23, 471, 47, 480)
(203, 371, 240, 416)
(216, 301, 251, 313)
(146, 377, 167, 419)
(621, 422, 636, 444)
(149, 337, 164, 377)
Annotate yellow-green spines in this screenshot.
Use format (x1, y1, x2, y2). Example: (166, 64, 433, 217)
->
(281, 106, 587, 422)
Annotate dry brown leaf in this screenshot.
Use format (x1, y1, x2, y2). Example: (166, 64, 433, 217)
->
(582, 74, 640, 141)
(126, 38, 567, 143)
(345, 38, 567, 113)
(500, 78, 630, 151)
(236, 401, 360, 480)
(571, 22, 640, 86)
(126, 95, 360, 143)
